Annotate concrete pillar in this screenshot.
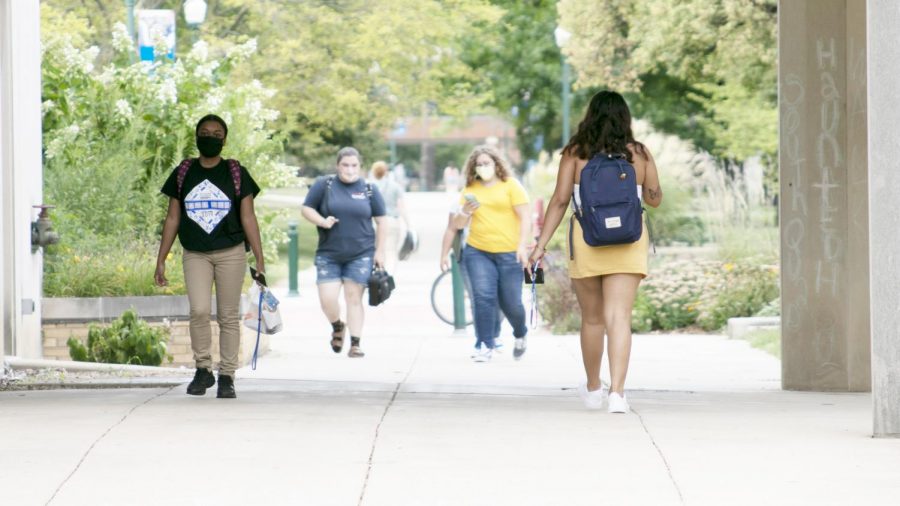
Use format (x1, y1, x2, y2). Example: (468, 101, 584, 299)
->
(867, 0, 900, 437)
(0, 0, 45, 359)
(778, 0, 870, 391)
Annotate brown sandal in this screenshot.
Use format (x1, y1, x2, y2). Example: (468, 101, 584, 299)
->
(330, 321, 345, 353)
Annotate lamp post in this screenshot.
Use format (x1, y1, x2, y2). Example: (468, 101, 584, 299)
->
(183, 0, 207, 44)
(554, 26, 572, 148)
(125, 0, 136, 61)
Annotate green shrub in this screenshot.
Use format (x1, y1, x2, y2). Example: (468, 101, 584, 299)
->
(41, 26, 294, 297)
(695, 261, 779, 331)
(539, 253, 581, 334)
(67, 309, 172, 366)
(44, 238, 185, 297)
(632, 259, 709, 331)
(540, 254, 780, 335)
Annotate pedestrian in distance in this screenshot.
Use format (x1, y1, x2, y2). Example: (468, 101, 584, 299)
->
(302, 147, 387, 358)
(451, 146, 531, 363)
(155, 114, 266, 399)
(528, 90, 663, 414)
(369, 160, 410, 274)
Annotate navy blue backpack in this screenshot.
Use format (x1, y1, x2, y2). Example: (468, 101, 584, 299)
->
(573, 153, 643, 247)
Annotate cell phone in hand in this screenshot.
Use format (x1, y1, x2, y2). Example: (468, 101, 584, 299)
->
(524, 267, 544, 284)
(464, 193, 479, 204)
(249, 267, 267, 287)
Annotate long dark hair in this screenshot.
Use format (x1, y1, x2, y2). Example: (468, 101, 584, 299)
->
(563, 91, 646, 163)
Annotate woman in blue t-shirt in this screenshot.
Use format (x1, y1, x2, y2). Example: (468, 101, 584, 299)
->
(302, 147, 387, 358)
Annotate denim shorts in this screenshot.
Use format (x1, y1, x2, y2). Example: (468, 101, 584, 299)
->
(314, 254, 373, 285)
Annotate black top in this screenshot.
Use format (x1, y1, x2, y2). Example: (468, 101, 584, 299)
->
(161, 159, 261, 252)
(303, 176, 386, 262)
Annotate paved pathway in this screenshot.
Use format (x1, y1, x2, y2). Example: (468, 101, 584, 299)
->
(2, 192, 898, 505)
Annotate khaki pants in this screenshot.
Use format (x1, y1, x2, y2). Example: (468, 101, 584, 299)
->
(183, 244, 245, 376)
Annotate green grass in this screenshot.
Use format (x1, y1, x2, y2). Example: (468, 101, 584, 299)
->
(743, 328, 781, 358)
(256, 187, 318, 286)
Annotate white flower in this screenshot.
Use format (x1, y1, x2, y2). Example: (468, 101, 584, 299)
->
(153, 33, 171, 60)
(188, 40, 209, 62)
(59, 41, 98, 75)
(260, 108, 280, 122)
(45, 124, 81, 160)
(114, 99, 133, 121)
(157, 78, 177, 104)
(41, 100, 55, 114)
(193, 60, 220, 80)
(205, 89, 225, 110)
(112, 23, 133, 54)
(226, 38, 257, 60)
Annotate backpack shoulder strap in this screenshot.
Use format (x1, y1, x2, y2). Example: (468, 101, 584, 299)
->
(365, 183, 376, 214)
(321, 176, 335, 217)
(227, 159, 242, 197)
(176, 158, 195, 197)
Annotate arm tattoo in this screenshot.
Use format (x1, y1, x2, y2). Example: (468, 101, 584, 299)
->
(647, 187, 661, 201)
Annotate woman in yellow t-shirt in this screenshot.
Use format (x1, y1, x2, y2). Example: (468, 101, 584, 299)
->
(451, 146, 531, 363)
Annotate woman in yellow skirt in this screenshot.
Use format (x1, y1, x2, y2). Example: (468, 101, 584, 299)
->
(529, 91, 663, 413)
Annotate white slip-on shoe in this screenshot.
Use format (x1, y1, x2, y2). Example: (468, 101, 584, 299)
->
(608, 392, 630, 414)
(577, 383, 605, 410)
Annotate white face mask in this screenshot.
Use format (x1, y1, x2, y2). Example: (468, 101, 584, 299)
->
(475, 164, 496, 181)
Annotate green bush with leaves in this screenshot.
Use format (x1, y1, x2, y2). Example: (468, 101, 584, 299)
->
(68, 309, 172, 366)
(695, 260, 779, 331)
(539, 254, 581, 334)
(540, 256, 780, 334)
(41, 22, 295, 297)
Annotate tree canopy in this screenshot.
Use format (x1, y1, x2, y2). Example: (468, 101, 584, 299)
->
(557, 0, 777, 164)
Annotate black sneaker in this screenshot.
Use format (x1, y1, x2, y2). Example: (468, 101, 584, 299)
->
(216, 374, 236, 399)
(186, 368, 215, 395)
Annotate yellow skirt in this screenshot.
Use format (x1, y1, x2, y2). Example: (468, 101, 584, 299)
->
(567, 216, 649, 279)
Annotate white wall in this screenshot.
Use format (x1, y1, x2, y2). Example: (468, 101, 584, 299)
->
(0, 0, 45, 359)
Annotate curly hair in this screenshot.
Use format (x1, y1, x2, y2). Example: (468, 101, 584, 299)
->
(563, 90, 646, 163)
(463, 145, 512, 187)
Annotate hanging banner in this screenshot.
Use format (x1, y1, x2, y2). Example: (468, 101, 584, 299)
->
(136, 9, 176, 62)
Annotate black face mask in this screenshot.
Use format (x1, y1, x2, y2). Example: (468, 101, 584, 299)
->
(197, 136, 224, 158)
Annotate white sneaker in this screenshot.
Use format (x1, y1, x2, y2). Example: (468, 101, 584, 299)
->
(493, 339, 504, 353)
(472, 347, 493, 363)
(577, 383, 605, 410)
(608, 392, 630, 414)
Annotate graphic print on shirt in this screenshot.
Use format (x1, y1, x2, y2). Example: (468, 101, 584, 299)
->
(184, 179, 231, 234)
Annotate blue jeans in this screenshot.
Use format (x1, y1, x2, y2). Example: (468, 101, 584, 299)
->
(458, 253, 502, 345)
(461, 246, 527, 349)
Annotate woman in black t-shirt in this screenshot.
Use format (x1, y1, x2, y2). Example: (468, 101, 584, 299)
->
(155, 114, 265, 399)
(302, 147, 387, 358)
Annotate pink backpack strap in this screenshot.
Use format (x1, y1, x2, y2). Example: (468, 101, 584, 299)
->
(175, 158, 195, 197)
(227, 159, 242, 198)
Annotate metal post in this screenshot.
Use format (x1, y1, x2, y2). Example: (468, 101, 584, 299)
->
(561, 56, 571, 147)
(287, 221, 299, 296)
(389, 138, 397, 168)
(125, 0, 136, 62)
(450, 251, 466, 330)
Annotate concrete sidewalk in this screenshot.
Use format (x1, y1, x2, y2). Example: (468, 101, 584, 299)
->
(2, 192, 898, 505)
(3, 278, 898, 505)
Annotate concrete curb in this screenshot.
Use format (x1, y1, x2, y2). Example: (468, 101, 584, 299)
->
(4, 356, 194, 375)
